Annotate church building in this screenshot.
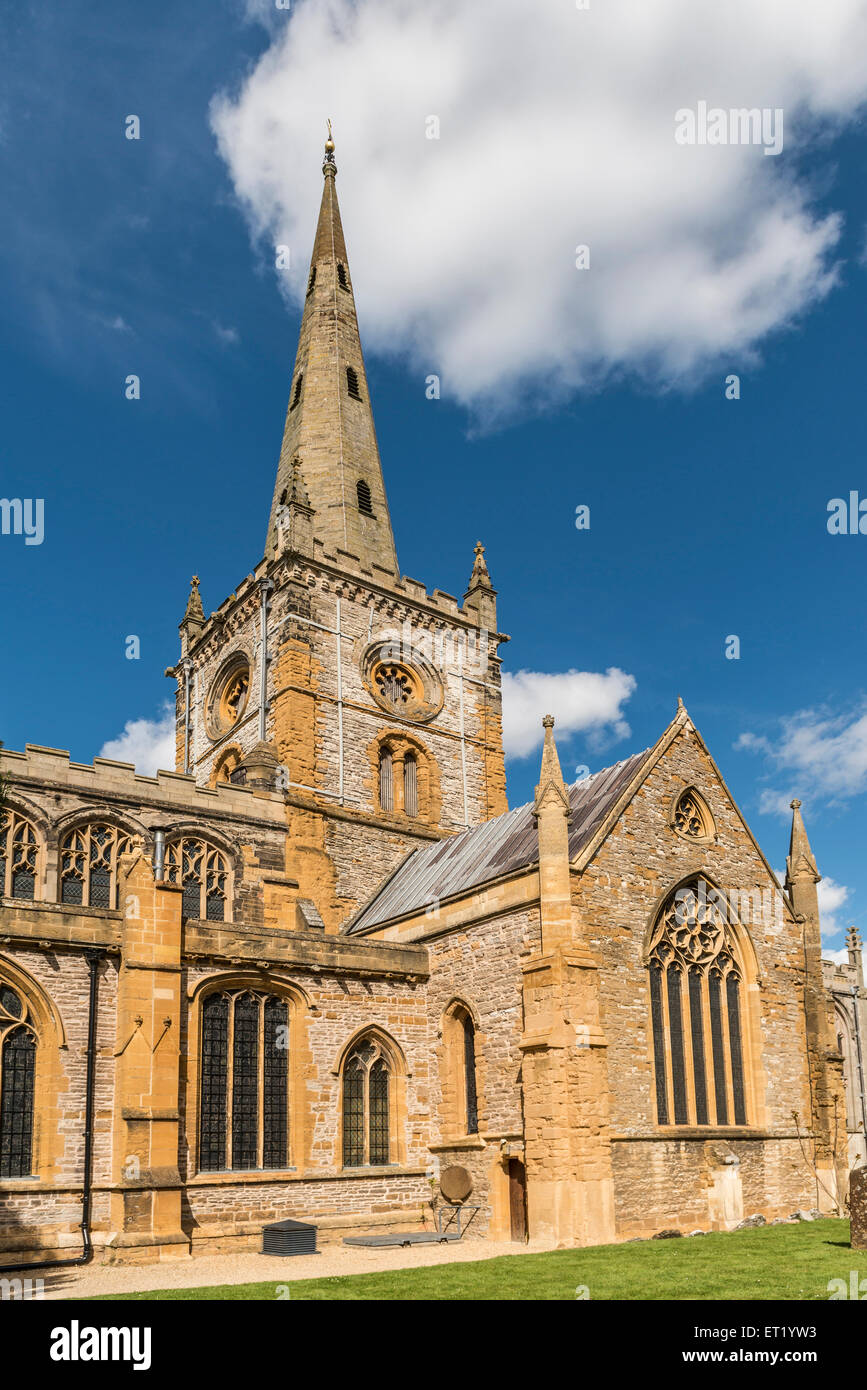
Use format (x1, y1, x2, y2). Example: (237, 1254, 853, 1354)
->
(0, 136, 863, 1265)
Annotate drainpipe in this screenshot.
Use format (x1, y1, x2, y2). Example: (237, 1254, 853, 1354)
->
(182, 660, 192, 775)
(259, 579, 274, 744)
(850, 986, 867, 1144)
(153, 829, 166, 884)
(336, 597, 344, 804)
(458, 642, 469, 828)
(0, 948, 103, 1273)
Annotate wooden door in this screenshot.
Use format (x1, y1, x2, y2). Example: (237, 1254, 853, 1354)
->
(508, 1159, 527, 1242)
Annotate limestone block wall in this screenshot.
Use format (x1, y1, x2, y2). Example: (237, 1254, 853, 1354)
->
(422, 908, 541, 1236)
(177, 959, 433, 1246)
(0, 744, 289, 929)
(0, 940, 118, 1254)
(576, 725, 824, 1228)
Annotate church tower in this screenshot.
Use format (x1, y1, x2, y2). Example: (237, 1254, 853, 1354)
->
(167, 132, 509, 930)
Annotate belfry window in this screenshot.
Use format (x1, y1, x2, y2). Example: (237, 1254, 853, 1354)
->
(403, 752, 418, 817)
(379, 749, 393, 812)
(306, 266, 316, 296)
(0, 984, 36, 1178)
(198, 990, 289, 1172)
(648, 878, 748, 1127)
(60, 823, 131, 908)
(0, 811, 39, 901)
(356, 479, 374, 515)
(346, 366, 362, 401)
(337, 262, 349, 291)
(342, 1039, 390, 1167)
(290, 374, 303, 410)
(166, 838, 229, 921)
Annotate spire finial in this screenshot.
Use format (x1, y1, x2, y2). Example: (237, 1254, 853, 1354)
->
(181, 573, 205, 633)
(542, 713, 555, 730)
(324, 118, 336, 171)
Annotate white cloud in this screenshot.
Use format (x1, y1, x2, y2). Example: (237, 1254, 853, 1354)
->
(211, 0, 867, 418)
(502, 667, 636, 761)
(738, 705, 867, 810)
(100, 704, 176, 777)
(212, 321, 240, 345)
(818, 876, 850, 941)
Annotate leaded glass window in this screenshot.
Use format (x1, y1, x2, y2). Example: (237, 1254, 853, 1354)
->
(647, 878, 749, 1127)
(672, 788, 714, 840)
(0, 811, 39, 901)
(463, 1015, 479, 1135)
(0, 984, 37, 1177)
(166, 838, 229, 921)
(198, 990, 290, 1172)
(342, 1039, 391, 1168)
(60, 822, 131, 909)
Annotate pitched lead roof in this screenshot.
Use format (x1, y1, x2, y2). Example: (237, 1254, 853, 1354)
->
(346, 745, 653, 933)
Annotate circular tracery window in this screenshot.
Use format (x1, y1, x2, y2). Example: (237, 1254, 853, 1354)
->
(206, 654, 252, 739)
(362, 645, 443, 723)
(222, 669, 249, 726)
(375, 664, 414, 711)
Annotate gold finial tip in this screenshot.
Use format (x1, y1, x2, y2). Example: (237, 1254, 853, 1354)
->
(325, 117, 335, 153)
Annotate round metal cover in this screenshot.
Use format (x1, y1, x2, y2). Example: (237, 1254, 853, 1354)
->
(440, 1165, 473, 1203)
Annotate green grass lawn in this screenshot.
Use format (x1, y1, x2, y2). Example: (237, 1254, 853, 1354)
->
(89, 1219, 867, 1301)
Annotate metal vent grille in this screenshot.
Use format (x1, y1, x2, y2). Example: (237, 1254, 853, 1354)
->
(262, 1219, 318, 1257)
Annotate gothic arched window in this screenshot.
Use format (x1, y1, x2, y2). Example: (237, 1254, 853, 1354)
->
(0, 984, 37, 1177)
(463, 1014, 479, 1134)
(442, 1002, 480, 1137)
(166, 838, 229, 921)
(0, 811, 39, 902)
(379, 748, 393, 813)
(60, 823, 131, 908)
(672, 787, 714, 841)
(342, 1039, 391, 1167)
(337, 262, 349, 291)
(198, 990, 289, 1172)
(403, 752, 418, 818)
(648, 878, 748, 1127)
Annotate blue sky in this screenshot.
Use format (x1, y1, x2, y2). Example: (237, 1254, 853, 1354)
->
(2, 0, 867, 953)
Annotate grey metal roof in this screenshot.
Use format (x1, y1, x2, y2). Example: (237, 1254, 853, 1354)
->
(347, 745, 653, 933)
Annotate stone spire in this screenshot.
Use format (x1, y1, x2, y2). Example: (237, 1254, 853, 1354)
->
(274, 455, 315, 558)
(847, 925, 864, 986)
(785, 797, 821, 894)
(463, 541, 498, 631)
(179, 575, 204, 654)
(265, 129, 398, 575)
(533, 716, 573, 952)
(534, 715, 571, 817)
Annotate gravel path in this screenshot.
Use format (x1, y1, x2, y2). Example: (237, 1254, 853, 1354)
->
(39, 1236, 559, 1300)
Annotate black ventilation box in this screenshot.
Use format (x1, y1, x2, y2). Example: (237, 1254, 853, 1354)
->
(262, 1219, 318, 1256)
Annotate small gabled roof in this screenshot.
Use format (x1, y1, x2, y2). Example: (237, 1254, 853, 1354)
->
(346, 745, 654, 934)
